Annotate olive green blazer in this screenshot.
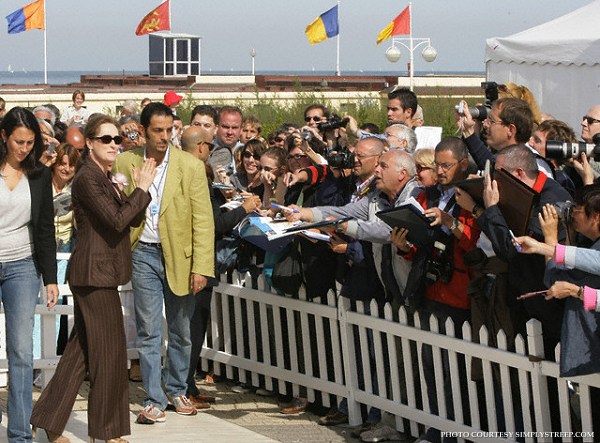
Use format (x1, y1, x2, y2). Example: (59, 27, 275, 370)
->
(113, 147, 215, 295)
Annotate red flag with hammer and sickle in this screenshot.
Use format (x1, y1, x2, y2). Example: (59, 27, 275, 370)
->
(135, 0, 170, 36)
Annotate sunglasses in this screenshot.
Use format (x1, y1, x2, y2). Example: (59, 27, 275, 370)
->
(274, 137, 286, 143)
(304, 116, 321, 122)
(92, 135, 124, 145)
(287, 154, 308, 160)
(243, 151, 260, 160)
(416, 164, 433, 173)
(582, 115, 600, 125)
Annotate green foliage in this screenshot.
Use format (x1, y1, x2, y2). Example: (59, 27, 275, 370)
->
(176, 89, 483, 139)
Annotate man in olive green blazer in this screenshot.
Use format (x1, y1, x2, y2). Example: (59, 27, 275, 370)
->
(113, 103, 215, 424)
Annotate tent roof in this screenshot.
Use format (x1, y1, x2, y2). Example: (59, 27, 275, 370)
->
(486, 1, 600, 66)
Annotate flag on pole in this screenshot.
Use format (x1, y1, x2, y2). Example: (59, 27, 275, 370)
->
(6, 0, 45, 34)
(305, 5, 339, 45)
(135, 0, 170, 36)
(376, 6, 410, 45)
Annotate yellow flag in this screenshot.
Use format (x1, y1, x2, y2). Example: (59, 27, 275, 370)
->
(376, 22, 394, 45)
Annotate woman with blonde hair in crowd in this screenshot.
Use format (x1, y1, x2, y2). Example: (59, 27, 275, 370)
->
(498, 82, 542, 125)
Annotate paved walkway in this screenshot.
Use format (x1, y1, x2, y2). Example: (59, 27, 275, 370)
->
(0, 378, 356, 443)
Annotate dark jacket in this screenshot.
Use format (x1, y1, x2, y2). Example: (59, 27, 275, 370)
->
(28, 165, 58, 285)
(67, 157, 151, 287)
(477, 173, 571, 350)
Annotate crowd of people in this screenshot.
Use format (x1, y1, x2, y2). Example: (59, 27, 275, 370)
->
(0, 83, 599, 443)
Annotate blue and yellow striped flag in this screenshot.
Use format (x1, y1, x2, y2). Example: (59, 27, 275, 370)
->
(305, 5, 339, 45)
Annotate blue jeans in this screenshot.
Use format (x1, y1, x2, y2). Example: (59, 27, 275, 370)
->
(131, 243, 196, 409)
(0, 256, 40, 442)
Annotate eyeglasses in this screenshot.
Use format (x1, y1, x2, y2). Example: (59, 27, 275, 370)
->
(582, 115, 600, 125)
(304, 116, 321, 122)
(416, 164, 433, 173)
(434, 161, 459, 172)
(287, 153, 308, 160)
(486, 117, 505, 126)
(274, 137, 286, 143)
(243, 151, 260, 160)
(355, 152, 380, 160)
(92, 135, 124, 145)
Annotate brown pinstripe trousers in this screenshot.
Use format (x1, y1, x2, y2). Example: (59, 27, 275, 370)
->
(30, 286, 130, 440)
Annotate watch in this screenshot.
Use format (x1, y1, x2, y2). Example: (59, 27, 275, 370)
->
(450, 218, 459, 231)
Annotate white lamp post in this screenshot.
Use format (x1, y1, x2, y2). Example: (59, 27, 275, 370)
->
(385, 37, 437, 91)
(250, 48, 257, 75)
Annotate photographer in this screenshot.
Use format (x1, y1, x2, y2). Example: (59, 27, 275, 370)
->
(393, 137, 480, 443)
(457, 97, 534, 169)
(301, 104, 346, 149)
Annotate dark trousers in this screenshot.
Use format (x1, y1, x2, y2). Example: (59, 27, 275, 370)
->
(187, 289, 212, 396)
(420, 300, 470, 443)
(30, 286, 130, 440)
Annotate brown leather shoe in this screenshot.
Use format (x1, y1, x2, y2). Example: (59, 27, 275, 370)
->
(192, 392, 216, 403)
(188, 394, 211, 410)
(318, 409, 348, 426)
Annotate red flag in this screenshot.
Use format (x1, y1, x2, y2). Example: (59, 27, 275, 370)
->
(135, 0, 170, 36)
(376, 6, 410, 45)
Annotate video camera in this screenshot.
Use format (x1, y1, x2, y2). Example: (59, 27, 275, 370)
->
(455, 81, 499, 121)
(317, 114, 349, 132)
(546, 133, 600, 161)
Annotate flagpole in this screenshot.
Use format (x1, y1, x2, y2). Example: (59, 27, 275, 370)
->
(335, 0, 340, 76)
(408, 1, 413, 91)
(43, 0, 47, 84)
(168, 0, 172, 34)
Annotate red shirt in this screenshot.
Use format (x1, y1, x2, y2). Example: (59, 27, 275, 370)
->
(415, 189, 481, 310)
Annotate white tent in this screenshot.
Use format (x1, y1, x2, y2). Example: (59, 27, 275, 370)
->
(486, 0, 600, 134)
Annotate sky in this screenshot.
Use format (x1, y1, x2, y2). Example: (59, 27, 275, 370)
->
(0, 0, 593, 74)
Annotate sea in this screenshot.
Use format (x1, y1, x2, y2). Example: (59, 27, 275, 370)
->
(0, 70, 485, 86)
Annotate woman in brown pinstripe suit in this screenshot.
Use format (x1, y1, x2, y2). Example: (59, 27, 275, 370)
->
(30, 115, 156, 443)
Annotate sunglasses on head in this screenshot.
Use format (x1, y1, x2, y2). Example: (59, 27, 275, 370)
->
(92, 135, 124, 145)
(304, 116, 321, 122)
(243, 151, 260, 160)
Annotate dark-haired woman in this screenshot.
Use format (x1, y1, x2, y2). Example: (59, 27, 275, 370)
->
(30, 115, 156, 443)
(0, 107, 58, 442)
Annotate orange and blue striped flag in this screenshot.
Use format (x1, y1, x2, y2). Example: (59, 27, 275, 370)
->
(6, 0, 45, 34)
(305, 5, 339, 45)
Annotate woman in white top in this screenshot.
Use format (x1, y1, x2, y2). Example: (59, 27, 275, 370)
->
(60, 90, 91, 126)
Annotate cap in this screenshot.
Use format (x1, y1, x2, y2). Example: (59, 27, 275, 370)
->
(164, 90, 183, 107)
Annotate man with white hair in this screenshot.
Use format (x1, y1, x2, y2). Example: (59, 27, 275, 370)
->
(384, 123, 417, 153)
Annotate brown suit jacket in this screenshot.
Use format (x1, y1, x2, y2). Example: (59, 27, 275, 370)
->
(67, 157, 151, 287)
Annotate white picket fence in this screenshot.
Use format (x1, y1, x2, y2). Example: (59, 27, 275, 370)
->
(1, 263, 599, 442)
(200, 271, 600, 443)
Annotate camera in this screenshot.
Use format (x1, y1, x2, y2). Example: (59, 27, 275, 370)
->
(546, 134, 600, 161)
(553, 201, 575, 225)
(126, 130, 139, 141)
(300, 129, 312, 141)
(424, 241, 453, 285)
(317, 114, 349, 132)
(326, 150, 355, 169)
(454, 81, 499, 122)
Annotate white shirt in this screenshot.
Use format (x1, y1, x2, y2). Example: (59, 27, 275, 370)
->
(139, 148, 171, 244)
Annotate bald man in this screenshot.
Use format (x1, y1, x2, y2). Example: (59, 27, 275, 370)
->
(65, 125, 85, 151)
(181, 126, 214, 162)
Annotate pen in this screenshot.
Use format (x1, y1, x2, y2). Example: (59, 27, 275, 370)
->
(517, 290, 547, 300)
(270, 203, 300, 213)
(509, 229, 522, 252)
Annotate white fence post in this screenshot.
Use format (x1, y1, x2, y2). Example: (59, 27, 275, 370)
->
(338, 296, 361, 426)
(526, 319, 552, 434)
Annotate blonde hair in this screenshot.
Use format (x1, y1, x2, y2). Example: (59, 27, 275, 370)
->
(413, 148, 435, 169)
(499, 83, 542, 125)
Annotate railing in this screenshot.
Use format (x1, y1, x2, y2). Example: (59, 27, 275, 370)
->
(201, 271, 600, 443)
(1, 263, 599, 442)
